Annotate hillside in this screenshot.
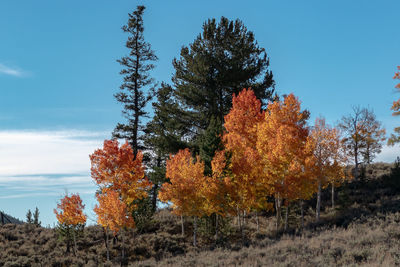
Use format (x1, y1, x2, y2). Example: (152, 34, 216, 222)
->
(0, 211, 24, 225)
(0, 162, 399, 266)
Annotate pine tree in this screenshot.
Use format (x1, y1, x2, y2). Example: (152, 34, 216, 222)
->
(171, 16, 275, 160)
(26, 209, 33, 224)
(199, 116, 223, 176)
(33, 207, 41, 227)
(113, 5, 157, 158)
(144, 83, 188, 212)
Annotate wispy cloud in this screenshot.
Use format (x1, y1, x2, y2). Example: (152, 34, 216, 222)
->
(0, 130, 107, 198)
(0, 129, 107, 225)
(375, 145, 400, 163)
(0, 63, 25, 77)
(0, 130, 107, 176)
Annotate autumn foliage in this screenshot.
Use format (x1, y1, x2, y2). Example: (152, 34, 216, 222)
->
(223, 88, 265, 213)
(54, 193, 86, 226)
(388, 66, 400, 145)
(156, 89, 351, 231)
(89, 139, 152, 210)
(94, 190, 135, 235)
(159, 148, 207, 217)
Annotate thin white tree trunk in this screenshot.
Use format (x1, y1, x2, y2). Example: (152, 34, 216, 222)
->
(181, 215, 184, 236)
(275, 194, 281, 230)
(193, 217, 197, 247)
(316, 181, 322, 222)
(256, 211, 259, 232)
(284, 204, 289, 231)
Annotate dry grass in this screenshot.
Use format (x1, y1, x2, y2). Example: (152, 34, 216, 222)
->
(0, 162, 399, 266)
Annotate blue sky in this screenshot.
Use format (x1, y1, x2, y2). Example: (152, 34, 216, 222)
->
(0, 0, 399, 226)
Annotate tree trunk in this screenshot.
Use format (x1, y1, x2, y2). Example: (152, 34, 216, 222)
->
(275, 194, 281, 231)
(300, 200, 304, 230)
(331, 183, 335, 209)
(215, 214, 219, 241)
(316, 181, 322, 222)
(72, 229, 77, 256)
(354, 150, 359, 180)
(193, 217, 197, 247)
(238, 209, 242, 231)
(181, 215, 185, 236)
(120, 230, 125, 267)
(284, 204, 289, 232)
(243, 210, 246, 226)
(103, 227, 110, 261)
(256, 211, 259, 232)
(152, 183, 159, 213)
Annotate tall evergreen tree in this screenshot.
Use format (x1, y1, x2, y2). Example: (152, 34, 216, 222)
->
(171, 16, 275, 161)
(113, 5, 157, 158)
(144, 83, 187, 211)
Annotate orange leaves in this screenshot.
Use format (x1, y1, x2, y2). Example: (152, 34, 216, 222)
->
(392, 66, 400, 115)
(256, 94, 310, 202)
(54, 193, 86, 226)
(223, 89, 264, 211)
(90, 139, 152, 235)
(159, 148, 207, 217)
(89, 140, 152, 209)
(394, 66, 400, 89)
(94, 190, 135, 235)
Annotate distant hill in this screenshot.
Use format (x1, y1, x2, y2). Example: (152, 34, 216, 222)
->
(0, 211, 24, 225)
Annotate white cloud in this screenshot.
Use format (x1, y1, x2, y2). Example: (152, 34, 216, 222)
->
(0, 130, 107, 176)
(0, 130, 108, 200)
(374, 144, 400, 163)
(0, 63, 25, 77)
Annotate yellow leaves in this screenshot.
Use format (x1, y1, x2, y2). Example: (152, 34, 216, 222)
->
(159, 148, 207, 217)
(256, 94, 310, 202)
(157, 89, 350, 219)
(54, 193, 86, 226)
(94, 190, 134, 235)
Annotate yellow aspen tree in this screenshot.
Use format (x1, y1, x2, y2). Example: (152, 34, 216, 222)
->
(94, 190, 135, 262)
(158, 148, 206, 246)
(256, 94, 309, 230)
(306, 117, 347, 222)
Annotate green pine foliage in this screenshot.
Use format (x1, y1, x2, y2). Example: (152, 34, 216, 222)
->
(171, 16, 275, 150)
(198, 116, 223, 176)
(33, 207, 41, 227)
(113, 5, 158, 157)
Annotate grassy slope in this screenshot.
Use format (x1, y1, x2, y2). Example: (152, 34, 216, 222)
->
(1, 162, 399, 266)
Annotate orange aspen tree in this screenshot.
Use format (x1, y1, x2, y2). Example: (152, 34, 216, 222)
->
(222, 88, 266, 230)
(202, 150, 236, 239)
(54, 193, 87, 255)
(388, 66, 400, 145)
(306, 117, 347, 222)
(94, 190, 135, 262)
(89, 139, 152, 211)
(158, 148, 206, 246)
(256, 94, 309, 230)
